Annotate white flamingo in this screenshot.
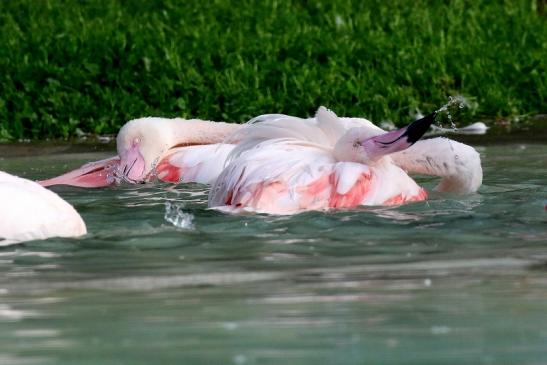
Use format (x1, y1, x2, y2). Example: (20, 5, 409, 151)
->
(0, 171, 87, 245)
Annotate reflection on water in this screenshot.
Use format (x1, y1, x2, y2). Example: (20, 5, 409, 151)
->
(0, 144, 547, 364)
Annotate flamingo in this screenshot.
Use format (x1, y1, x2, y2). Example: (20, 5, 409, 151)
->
(0, 171, 87, 245)
(39, 112, 482, 196)
(208, 106, 482, 215)
(39, 117, 240, 187)
(39, 115, 383, 188)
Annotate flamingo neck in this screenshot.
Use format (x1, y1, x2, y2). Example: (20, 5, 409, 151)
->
(390, 138, 482, 193)
(166, 119, 242, 147)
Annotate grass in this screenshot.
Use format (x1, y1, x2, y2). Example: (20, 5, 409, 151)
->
(0, 0, 545, 140)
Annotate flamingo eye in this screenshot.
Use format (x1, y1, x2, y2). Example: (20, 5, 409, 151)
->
(353, 140, 362, 148)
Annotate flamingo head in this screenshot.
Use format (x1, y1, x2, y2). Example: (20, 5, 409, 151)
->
(116, 118, 174, 182)
(333, 110, 437, 164)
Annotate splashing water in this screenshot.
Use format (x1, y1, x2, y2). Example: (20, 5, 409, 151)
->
(104, 161, 122, 185)
(150, 156, 161, 179)
(164, 201, 194, 229)
(434, 95, 469, 129)
(110, 168, 124, 185)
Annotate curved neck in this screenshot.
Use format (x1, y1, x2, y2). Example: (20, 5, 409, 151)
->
(390, 137, 482, 193)
(166, 119, 242, 146)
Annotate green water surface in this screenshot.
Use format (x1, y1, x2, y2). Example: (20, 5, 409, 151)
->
(0, 140, 546, 365)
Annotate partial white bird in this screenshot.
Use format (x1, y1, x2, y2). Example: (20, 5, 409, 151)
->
(0, 171, 87, 245)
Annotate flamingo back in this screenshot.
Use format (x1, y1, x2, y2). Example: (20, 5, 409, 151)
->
(0, 171, 87, 244)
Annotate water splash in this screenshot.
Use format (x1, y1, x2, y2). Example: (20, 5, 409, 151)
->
(427, 95, 488, 135)
(104, 162, 122, 185)
(149, 156, 161, 180)
(435, 95, 469, 129)
(164, 201, 194, 229)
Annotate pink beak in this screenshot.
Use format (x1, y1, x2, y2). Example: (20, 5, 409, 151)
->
(38, 156, 120, 188)
(119, 144, 146, 182)
(362, 112, 437, 160)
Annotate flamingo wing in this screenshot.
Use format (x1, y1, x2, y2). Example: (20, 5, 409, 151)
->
(209, 140, 426, 215)
(209, 142, 332, 214)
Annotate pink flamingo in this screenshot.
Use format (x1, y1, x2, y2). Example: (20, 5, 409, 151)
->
(39, 117, 239, 187)
(0, 171, 86, 244)
(208, 107, 482, 215)
(38, 112, 428, 188)
(39, 115, 382, 188)
(40, 112, 481, 199)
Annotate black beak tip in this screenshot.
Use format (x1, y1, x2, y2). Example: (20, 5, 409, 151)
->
(405, 111, 437, 144)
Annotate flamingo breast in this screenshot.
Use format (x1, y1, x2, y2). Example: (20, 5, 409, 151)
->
(155, 144, 235, 185)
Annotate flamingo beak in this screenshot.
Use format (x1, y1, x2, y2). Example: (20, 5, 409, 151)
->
(119, 143, 146, 182)
(364, 112, 437, 159)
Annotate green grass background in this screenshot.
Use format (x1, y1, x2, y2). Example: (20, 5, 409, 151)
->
(0, 0, 545, 140)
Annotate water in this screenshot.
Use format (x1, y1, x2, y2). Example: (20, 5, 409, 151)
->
(434, 95, 470, 130)
(0, 137, 546, 364)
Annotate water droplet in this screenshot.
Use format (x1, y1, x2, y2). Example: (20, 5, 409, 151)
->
(149, 157, 161, 178)
(431, 326, 451, 335)
(233, 354, 247, 365)
(222, 322, 239, 331)
(164, 201, 194, 229)
(434, 95, 468, 130)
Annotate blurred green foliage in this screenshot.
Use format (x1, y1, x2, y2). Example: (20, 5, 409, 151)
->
(0, 0, 545, 140)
